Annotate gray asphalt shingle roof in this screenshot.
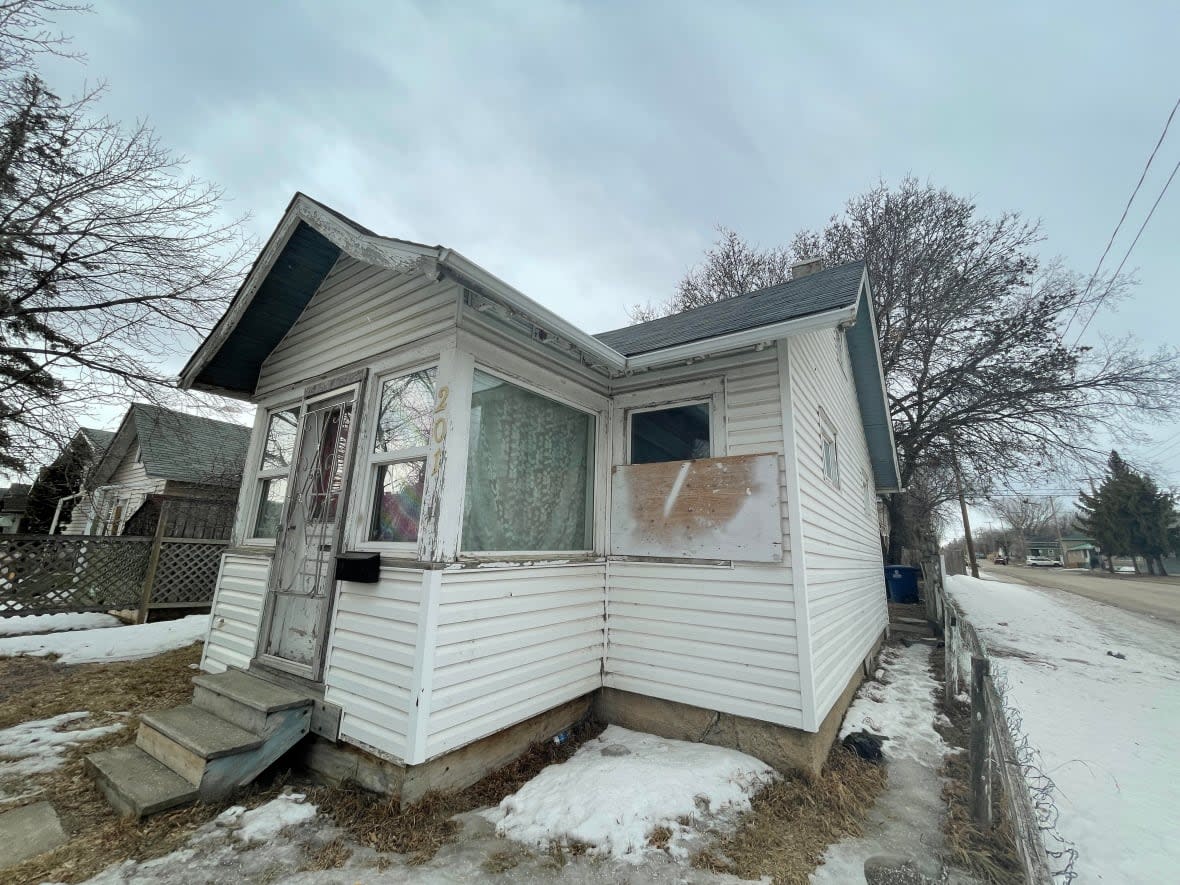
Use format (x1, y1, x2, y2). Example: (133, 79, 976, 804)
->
(79, 427, 115, 456)
(594, 261, 866, 356)
(117, 404, 251, 486)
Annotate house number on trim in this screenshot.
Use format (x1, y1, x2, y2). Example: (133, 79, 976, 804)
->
(434, 386, 450, 414)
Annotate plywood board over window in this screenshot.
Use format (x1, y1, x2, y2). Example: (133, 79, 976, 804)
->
(609, 453, 782, 561)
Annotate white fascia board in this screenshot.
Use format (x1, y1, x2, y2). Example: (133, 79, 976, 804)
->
(624, 303, 859, 371)
(440, 250, 628, 372)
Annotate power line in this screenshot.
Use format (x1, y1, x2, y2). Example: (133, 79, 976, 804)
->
(1063, 96, 1180, 340)
(1072, 154, 1180, 344)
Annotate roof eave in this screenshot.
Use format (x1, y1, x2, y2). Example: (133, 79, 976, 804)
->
(441, 250, 627, 373)
(624, 302, 858, 371)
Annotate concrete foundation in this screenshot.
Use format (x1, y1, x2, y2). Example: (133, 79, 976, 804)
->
(596, 643, 877, 777)
(297, 634, 881, 796)
(299, 695, 592, 804)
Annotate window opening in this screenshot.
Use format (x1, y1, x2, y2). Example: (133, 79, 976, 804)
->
(630, 403, 710, 464)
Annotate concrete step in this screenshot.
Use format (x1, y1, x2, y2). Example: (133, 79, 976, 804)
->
(86, 744, 198, 819)
(137, 705, 264, 788)
(192, 668, 311, 735)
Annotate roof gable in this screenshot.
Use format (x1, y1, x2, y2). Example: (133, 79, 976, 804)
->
(89, 404, 251, 488)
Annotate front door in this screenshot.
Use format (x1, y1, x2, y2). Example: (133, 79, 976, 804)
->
(260, 387, 358, 679)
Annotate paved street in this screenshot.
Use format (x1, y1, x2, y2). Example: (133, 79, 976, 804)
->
(980, 563, 1180, 627)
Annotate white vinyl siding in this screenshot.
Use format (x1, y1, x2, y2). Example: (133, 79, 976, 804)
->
(423, 564, 604, 760)
(256, 257, 460, 397)
(201, 553, 269, 673)
(323, 567, 423, 760)
(603, 353, 802, 728)
(788, 329, 887, 720)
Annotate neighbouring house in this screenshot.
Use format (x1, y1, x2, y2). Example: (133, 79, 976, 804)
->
(22, 427, 115, 534)
(86, 194, 902, 816)
(1023, 535, 1097, 568)
(67, 404, 251, 536)
(0, 483, 31, 534)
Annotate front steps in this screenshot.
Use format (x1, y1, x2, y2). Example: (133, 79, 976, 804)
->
(86, 669, 313, 818)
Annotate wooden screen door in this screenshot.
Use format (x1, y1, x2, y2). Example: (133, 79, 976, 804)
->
(260, 386, 358, 679)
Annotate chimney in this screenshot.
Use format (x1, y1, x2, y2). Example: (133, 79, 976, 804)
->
(790, 257, 823, 279)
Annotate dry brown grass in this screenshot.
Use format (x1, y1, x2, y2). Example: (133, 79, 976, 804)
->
(692, 746, 887, 885)
(646, 824, 672, 850)
(298, 837, 353, 871)
(935, 680, 1023, 885)
(0, 644, 302, 885)
(481, 847, 525, 874)
(307, 716, 605, 866)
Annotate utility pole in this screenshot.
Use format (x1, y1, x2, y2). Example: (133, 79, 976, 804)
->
(951, 440, 980, 579)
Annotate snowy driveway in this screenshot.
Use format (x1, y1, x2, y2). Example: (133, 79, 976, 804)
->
(947, 574, 1180, 883)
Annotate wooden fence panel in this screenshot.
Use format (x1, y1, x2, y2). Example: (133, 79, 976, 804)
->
(150, 539, 229, 608)
(0, 536, 153, 615)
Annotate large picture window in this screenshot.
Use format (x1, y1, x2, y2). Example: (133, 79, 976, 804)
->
(462, 370, 594, 552)
(252, 407, 299, 539)
(363, 368, 436, 544)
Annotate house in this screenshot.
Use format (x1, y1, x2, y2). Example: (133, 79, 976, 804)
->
(0, 483, 30, 534)
(1023, 535, 1097, 568)
(22, 427, 116, 534)
(86, 194, 901, 816)
(67, 404, 251, 536)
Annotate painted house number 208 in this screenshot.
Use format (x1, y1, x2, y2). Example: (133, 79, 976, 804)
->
(431, 386, 449, 476)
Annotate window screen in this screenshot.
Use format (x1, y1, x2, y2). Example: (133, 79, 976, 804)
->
(630, 403, 710, 464)
(462, 371, 594, 551)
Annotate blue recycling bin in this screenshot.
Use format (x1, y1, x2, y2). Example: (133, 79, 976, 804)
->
(884, 565, 921, 604)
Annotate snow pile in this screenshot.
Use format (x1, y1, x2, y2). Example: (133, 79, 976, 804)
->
(484, 724, 777, 862)
(947, 574, 1180, 883)
(0, 614, 209, 663)
(0, 612, 121, 637)
(216, 793, 318, 843)
(0, 711, 123, 780)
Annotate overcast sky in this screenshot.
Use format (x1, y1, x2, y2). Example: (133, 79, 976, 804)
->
(34, 0, 1180, 496)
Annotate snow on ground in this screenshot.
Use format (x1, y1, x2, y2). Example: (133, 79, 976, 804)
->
(0, 611, 121, 637)
(0, 711, 123, 782)
(0, 613, 208, 663)
(484, 724, 777, 862)
(74, 791, 757, 884)
(811, 641, 948, 883)
(948, 574, 1180, 883)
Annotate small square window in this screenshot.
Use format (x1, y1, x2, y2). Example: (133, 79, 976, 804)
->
(262, 409, 299, 471)
(368, 459, 427, 542)
(630, 403, 710, 464)
(374, 370, 436, 453)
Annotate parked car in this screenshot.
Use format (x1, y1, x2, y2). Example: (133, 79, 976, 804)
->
(1027, 555, 1062, 567)
(993, 553, 1008, 565)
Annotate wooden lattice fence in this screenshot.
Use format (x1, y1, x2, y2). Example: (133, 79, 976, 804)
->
(0, 536, 154, 615)
(150, 539, 228, 607)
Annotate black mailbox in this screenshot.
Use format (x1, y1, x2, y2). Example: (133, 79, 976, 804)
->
(335, 552, 380, 584)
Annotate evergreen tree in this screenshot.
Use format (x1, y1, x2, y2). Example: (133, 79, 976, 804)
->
(1077, 451, 1178, 574)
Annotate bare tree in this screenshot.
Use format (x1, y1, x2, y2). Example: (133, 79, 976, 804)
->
(628, 226, 794, 322)
(640, 179, 1180, 560)
(0, 2, 251, 473)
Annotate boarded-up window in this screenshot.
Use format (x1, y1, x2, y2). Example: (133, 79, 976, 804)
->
(630, 403, 710, 464)
(462, 370, 594, 552)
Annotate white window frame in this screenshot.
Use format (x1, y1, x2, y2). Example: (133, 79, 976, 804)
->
(244, 403, 302, 546)
(351, 360, 440, 555)
(819, 407, 840, 488)
(459, 363, 600, 557)
(612, 378, 726, 467)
